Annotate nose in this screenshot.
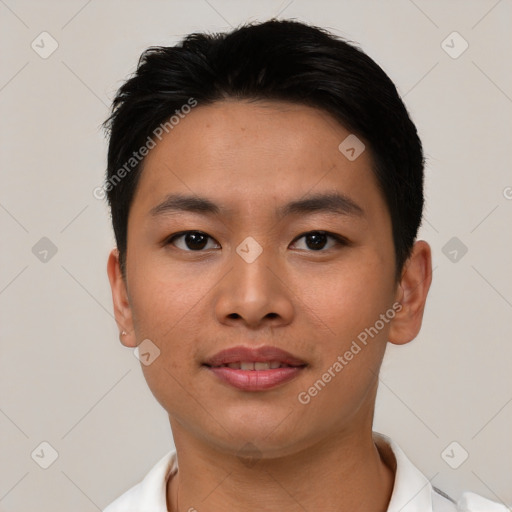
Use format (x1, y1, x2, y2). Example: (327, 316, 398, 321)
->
(213, 241, 294, 330)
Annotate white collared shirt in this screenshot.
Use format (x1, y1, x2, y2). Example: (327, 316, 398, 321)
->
(103, 432, 508, 512)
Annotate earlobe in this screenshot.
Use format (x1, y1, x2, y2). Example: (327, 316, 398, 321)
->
(106, 248, 137, 348)
(388, 240, 432, 346)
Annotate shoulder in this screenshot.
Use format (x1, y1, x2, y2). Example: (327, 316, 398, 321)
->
(432, 485, 509, 512)
(373, 432, 508, 512)
(455, 491, 510, 511)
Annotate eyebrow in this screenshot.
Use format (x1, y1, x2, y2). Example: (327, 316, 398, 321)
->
(149, 191, 365, 220)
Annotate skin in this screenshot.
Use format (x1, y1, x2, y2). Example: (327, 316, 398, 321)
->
(107, 99, 432, 512)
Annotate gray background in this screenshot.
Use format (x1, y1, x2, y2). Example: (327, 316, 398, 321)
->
(1, 0, 511, 510)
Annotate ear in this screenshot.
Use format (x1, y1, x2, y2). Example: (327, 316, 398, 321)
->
(388, 240, 432, 345)
(106, 248, 136, 348)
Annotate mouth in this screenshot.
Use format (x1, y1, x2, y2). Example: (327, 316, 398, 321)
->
(203, 345, 307, 391)
(208, 361, 300, 370)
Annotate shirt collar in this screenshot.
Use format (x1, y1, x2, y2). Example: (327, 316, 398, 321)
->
(129, 432, 435, 512)
(374, 432, 434, 511)
(134, 448, 177, 512)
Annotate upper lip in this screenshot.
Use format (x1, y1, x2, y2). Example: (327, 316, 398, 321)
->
(204, 345, 307, 367)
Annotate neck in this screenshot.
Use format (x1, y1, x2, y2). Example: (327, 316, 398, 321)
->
(166, 426, 395, 512)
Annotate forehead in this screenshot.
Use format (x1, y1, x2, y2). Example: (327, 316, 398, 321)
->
(129, 99, 386, 223)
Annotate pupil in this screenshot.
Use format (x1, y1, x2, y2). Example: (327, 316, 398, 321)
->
(186, 232, 207, 250)
(306, 232, 327, 250)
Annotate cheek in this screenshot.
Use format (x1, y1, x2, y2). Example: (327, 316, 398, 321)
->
(128, 254, 205, 339)
(132, 274, 205, 413)
(298, 257, 392, 338)
(295, 253, 394, 406)
(294, 268, 390, 425)
(129, 250, 220, 347)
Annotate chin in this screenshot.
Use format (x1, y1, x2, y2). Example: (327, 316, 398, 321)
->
(208, 408, 309, 455)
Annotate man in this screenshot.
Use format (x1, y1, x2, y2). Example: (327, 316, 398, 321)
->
(102, 18, 506, 512)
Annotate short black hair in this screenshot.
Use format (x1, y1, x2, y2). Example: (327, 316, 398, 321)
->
(102, 18, 425, 281)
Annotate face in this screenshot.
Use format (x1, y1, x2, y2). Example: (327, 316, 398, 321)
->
(107, 99, 431, 459)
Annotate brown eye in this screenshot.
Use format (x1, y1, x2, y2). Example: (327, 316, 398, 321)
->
(166, 231, 219, 251)
(291, 231, 347, 251)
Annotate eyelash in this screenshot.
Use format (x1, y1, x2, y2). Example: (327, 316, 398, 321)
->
(164, 230, 349, 253)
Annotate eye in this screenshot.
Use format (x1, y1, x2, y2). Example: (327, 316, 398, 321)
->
(164, 230, 348, 252)
(165, 231, 220, 251)
(291, 231, 347, 251)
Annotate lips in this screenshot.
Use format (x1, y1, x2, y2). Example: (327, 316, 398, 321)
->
(204, 345, 307, 368)
(203, 345, 307, 391)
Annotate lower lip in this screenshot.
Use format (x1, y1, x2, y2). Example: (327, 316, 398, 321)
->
(206, 366, 304, 391)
